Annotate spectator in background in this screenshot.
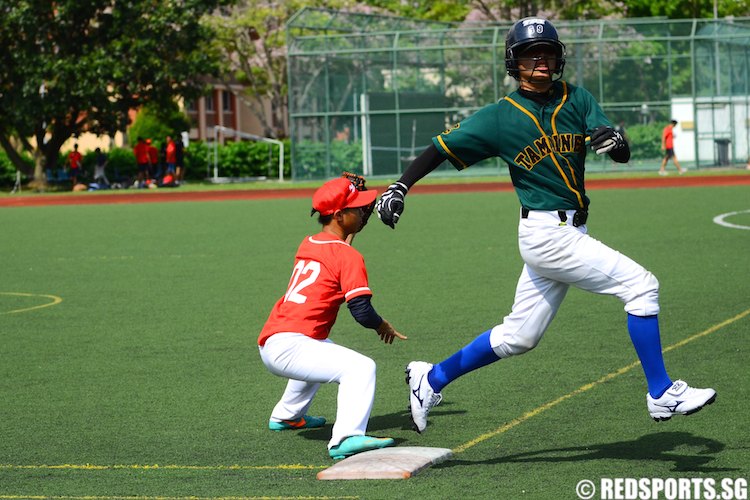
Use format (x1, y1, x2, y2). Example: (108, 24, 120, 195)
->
(175, 138, 185, 185)
(165, 136, 177, 177)
(147, 138, 160, 180)
(67, 143, 83, 189)
(133, 137, 151, 187)
(659, 120, 686, 176)
(93, 148, 110, 187)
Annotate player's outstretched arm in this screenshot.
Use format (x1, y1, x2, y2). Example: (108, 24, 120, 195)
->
(376, 144, 445, 229)
(376, 319, 407, 344)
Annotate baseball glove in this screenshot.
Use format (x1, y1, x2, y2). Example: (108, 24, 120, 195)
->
(342, 171, 367, 191)
(342, 171, 375, 229)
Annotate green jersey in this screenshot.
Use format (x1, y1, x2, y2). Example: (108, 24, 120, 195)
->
(432, 81, 612, 211)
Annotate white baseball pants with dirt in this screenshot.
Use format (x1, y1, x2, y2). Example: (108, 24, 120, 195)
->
(489, 209, 660, 357)
(259, 332, 376, 449)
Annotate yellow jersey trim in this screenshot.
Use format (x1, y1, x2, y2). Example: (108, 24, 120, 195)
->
(503, 94, 584, 209)
(436, 135, 468, 169)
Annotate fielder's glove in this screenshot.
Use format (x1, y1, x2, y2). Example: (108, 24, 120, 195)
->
(341, 171, 367, 191)
(342, 171, 374, 229)
(589, 126, 626, 155)
(376, 182, 408, 229)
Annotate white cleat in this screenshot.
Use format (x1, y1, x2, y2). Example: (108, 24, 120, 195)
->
(647, 380, 716, 421)
(405, 361, 442, 433)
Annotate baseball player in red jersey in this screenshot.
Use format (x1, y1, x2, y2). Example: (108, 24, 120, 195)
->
(259, 177, 407, 460)
(376, 17, 715, 433)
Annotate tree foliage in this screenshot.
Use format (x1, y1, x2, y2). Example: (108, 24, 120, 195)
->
(204, 0, 368, 140)
(623, 0, 749, 19)
(0, 0, 230, 185)
(128, 103, 191, 147)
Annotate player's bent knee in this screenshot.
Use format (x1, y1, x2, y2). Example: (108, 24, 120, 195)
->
(490, 325, 542, 357)
(624, 272, 660, 316)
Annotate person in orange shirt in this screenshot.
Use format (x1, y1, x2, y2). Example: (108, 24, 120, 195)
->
(66, 143, 83, 188)
(165, 136, 177, 176)
(133, 137, 151, 187)
(258, 177, 406, 460)
(659, 120, 685, 176)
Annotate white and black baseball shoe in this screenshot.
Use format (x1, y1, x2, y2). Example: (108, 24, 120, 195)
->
(406, 361, 442, 433)
(647, 380, 716, 421)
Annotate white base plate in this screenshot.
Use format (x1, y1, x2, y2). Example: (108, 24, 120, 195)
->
(317, 446, 453, 480)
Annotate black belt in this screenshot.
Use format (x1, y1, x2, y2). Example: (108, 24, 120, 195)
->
(521, 207, 588, 227)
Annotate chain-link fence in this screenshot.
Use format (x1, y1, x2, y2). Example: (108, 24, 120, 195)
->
(287, 8, 750, 180)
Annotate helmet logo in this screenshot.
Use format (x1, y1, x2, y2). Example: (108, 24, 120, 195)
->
(522, 18, 547, 27)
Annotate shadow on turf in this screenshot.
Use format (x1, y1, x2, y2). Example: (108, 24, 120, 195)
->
(294, 403, 466, 442)
(437, 432, 737, 473)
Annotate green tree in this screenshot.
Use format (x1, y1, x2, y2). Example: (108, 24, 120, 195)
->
(205, 0, 387, 140)
(362, 0, 471, 21)
(623, 0, 749, 18)
(128, 103, 191, 146)
(0, 0, 230, 188)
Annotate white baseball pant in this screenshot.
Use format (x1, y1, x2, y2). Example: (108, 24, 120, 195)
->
(259, 332, 377, 449)
(490, 209, 660, 357)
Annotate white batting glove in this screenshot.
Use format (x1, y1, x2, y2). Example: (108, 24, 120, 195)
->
(590, 126, 626, 155)
(376, 182, 408, 229)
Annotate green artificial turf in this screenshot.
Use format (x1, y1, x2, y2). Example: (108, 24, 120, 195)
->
(0, 183, 748, 499)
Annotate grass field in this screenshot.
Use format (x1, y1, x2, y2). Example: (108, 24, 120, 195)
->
(1, 182, 748, 499)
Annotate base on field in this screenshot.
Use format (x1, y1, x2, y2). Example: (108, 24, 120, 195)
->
(316, 446, 453, 480)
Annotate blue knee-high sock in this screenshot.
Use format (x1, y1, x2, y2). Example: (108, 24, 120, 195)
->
(627, 314, 672, 398)
(427, 330, 500, 393)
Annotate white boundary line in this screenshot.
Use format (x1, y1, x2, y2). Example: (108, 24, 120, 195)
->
(713, 209, 750, 230)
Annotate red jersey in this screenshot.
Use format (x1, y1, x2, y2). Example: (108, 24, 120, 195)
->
(68, 151, 82, 169)
(258, 232, 373, 346)
(662, 125, 675, 149)
(148, 145, 158, 164)
(133, 142, 150, 164)
(165, 140, 176, 163)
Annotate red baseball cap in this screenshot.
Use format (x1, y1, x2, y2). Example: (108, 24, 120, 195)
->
(312, 177, 378, 216)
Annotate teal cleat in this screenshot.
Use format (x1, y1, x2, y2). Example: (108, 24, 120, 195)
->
(328, 435, 395, 460)
(268, 415, 326, 431)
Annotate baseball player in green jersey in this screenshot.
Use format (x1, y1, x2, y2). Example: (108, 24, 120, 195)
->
(376, 17, 716, 433)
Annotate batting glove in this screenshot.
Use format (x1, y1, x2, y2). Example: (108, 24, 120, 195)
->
(589, 126, 626, 155)
(376, 182, 408, 229)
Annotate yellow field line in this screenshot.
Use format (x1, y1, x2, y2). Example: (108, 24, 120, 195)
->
(0, 292, 63, 315)
(1, 307, 746, 493)
(453, 307, 750, 454)
(0, 464, 324, 471)
(0, 496, 356, 500)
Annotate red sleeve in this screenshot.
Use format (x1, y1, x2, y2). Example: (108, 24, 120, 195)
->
(337, 246, 372, 302)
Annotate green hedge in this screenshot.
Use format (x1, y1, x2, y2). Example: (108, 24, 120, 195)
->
(626, 123, 664, 160)
(4, 139, 295, 188)
(0, 150, 33, 187)
(154, 140, 291, 181)
(292, 140, 363, 180)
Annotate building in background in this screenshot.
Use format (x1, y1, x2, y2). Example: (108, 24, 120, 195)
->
(186, 81, 277, 144)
